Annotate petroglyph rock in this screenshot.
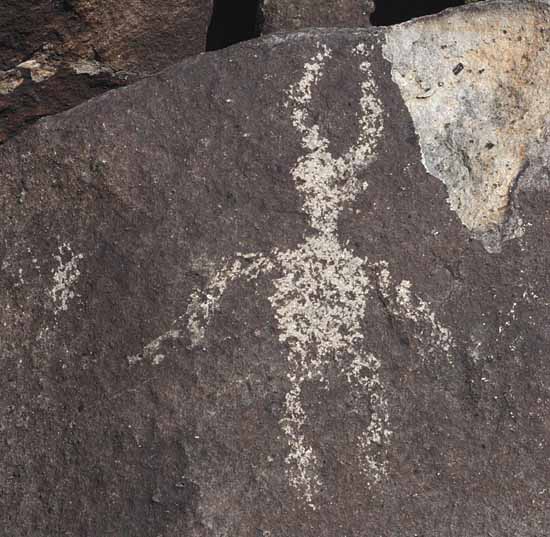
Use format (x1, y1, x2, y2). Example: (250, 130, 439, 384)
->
(1, 2, 550, 535)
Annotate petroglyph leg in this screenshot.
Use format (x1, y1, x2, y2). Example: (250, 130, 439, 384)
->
(344, 353, 392, 484)
(269, 234, 378, 506)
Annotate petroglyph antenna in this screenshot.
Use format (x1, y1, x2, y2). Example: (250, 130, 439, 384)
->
(132, 44, 454, 510)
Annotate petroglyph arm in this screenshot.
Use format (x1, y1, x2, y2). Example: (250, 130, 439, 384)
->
(127, 252, 274, 365)
(186, 253, 275, 348)
(374, 261, 454, 359)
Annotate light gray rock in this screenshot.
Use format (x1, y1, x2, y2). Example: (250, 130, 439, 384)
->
(383, 0, 550, 252)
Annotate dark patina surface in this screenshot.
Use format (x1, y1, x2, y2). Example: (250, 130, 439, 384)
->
(1, 4, 550, 535)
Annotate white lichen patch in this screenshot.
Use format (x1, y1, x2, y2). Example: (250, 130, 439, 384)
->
(49, 243, 83, 315)
(382, 2, 550, 252)
(0, 53, 113, 97)
(70, 59, 113, 76)
(0, 71, 24, 95)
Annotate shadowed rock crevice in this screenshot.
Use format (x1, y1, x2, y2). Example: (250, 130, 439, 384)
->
(206, 0, 263, 50)
(371, 0, 468, 25)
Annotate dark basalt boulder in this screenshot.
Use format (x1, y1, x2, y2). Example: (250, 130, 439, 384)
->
(1, 1, 550, 535)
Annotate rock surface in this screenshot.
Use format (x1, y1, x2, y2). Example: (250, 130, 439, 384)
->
(260, 0, 374, 32)
(383, 0, 550, 252)
(1, 1, 550, 535)
(0, 0, 213, 143)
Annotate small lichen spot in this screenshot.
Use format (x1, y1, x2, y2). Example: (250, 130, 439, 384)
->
(49, 243, 83, 314)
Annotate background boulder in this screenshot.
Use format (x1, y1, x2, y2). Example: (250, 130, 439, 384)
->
(0, 0, 213, 143)
(260, 0, 374, 32)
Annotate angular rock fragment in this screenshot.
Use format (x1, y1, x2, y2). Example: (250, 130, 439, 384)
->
(0, 0, 213, 143)
(1, 1, 550, 535)
(383, 0, 550, 252)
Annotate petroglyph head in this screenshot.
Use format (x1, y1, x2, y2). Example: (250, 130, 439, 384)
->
(287, 43, 384, 234)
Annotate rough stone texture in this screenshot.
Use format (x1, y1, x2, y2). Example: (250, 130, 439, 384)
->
(260, 0, 374, 33)
(0, 0, 213, 143)
(383, 0, 550, 252)
(1, 1, 550, 535)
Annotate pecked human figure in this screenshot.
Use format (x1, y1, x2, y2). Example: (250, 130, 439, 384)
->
(1, 2, 550, 536)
